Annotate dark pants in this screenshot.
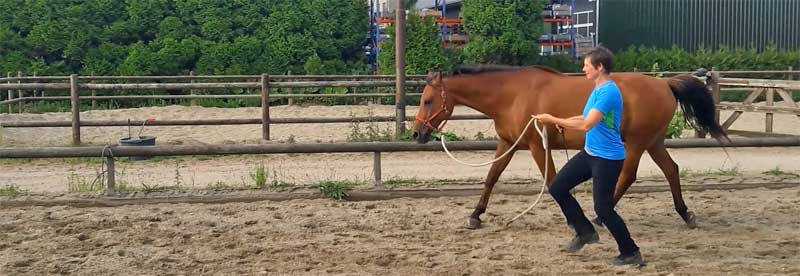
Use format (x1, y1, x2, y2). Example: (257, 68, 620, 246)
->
(548, 150, 639, 255)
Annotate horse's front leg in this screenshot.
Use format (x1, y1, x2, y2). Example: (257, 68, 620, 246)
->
(469, 140, 516, 229)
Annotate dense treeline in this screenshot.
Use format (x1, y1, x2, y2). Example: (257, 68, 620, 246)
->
(0, 0, 370, 76)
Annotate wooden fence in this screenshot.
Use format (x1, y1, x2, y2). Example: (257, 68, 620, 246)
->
(2, 70, 800, 145)
(2, 137, 798, 196)
(713, 75, 800, 134)
(1, 75, 428, 145)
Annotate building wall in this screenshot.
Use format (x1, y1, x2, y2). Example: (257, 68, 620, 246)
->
(598, 0, 800, 52)
(375, 0, 397, 17)
(417, 0, 461, 18)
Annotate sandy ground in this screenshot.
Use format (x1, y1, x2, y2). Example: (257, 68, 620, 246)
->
(1, 104, 799, 193)
(0, 106, 799, 275)
(0, 187, 798, 275)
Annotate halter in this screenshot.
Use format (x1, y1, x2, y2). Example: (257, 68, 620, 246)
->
(415, 81, 450, 132)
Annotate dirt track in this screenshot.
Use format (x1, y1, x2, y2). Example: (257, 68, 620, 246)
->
(1, 186, 798, 275)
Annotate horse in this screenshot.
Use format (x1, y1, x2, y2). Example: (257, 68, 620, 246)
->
(411, 65, 728, 229)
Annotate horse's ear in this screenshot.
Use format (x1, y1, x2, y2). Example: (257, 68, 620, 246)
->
(428, 71, 442, 86)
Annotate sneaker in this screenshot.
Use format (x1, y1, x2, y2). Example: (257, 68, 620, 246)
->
(563, 231, 599, 253)
(610, 250, 645, 266)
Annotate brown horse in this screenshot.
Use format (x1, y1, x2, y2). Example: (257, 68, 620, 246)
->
(411, 65, 728, 229)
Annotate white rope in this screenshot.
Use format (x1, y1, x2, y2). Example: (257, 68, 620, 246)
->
(441, 116, 542, 167)
(439, 115, 553, 226)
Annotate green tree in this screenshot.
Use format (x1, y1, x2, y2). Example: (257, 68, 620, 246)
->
(461, 0, 546, 65)
(0, 0, 370, 76)
(378, 13, 452, 74)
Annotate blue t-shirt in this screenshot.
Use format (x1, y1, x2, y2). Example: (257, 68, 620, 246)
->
(582, 80, 625, 160)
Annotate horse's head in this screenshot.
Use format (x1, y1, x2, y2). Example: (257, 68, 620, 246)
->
(412, 71, 454, 144)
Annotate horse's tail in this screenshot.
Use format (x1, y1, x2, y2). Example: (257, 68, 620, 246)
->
(667, 75, 730, 143)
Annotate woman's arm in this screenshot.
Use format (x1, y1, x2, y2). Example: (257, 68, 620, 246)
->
(533, 110, 604, 132)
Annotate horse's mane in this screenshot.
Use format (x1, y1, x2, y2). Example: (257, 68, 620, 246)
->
(448, 64, 564, 76)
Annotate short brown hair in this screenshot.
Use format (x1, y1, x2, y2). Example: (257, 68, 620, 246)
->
(585, 46, 614, 74)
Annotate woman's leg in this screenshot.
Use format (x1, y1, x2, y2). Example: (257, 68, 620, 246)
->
(589, 156, 639, 256)
(549, 151, 595, 236)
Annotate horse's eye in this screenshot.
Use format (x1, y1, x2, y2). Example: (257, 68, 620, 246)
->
(424, 100, 432, 105)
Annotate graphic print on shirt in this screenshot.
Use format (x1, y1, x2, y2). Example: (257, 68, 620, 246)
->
(604, 109, 615, 130)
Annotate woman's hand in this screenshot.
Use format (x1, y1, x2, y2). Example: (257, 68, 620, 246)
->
(532, 113, 556, 124)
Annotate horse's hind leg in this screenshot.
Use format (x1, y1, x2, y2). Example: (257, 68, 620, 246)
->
(647, 142, 696, 228)
(469, 140, 516, 229)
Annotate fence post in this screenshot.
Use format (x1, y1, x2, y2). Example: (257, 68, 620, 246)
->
(394, 0, 407, 140)
(373, 152, 383, 189)
(5, 72, 11, 114)
(287, 70, 293, 106)
(40, 72, 46, 97)
(711, 68, 721, 125)
(189, 71, 197, 106)
(17, 71, 22, 113)
(766, 88, 774, 133)
(90, 71, 97, 110)
(70, 74, 81, 146)
(789, 66, 795, 105)
(105, 155, 116, 196)
(261, 74, 270, 141)
(32, 71, 38, 98)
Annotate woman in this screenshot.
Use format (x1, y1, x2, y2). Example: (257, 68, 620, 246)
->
(533, 46, 644, 266)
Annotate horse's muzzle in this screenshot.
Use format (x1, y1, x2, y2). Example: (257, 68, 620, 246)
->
(413, 130, 431, 144)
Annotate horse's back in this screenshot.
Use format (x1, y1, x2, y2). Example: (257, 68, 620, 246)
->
(611, 73, 678, 143)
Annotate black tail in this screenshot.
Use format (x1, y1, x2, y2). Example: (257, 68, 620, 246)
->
(667, 75, 730, 143)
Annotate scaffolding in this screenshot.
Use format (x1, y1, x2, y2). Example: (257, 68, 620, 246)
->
(539, 0, 577, 58)
(367, 0, 466, 69)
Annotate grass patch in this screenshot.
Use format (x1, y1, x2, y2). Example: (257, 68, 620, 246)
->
(345, 110, 418, 142)
(346, 112, 395, 142)
(762, 166, 798, 177)
(703, 165, 741, 176)
(249, 163, 293, 190)
(251, 164, 268, 189)
(382, 177, 463, 187)
(384, 177, 419, 187)
(207, 181, 239, 191)
(432, 131, 464, 141)
(0, 185, 26, 197)
(318, 180, 360, 200)
(473, 131, 496, 141)
(67, 171, 103, 193)
(679, 167, 694, 178)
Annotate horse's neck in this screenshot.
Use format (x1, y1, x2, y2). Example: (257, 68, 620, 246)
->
(445, 75, 512, 118)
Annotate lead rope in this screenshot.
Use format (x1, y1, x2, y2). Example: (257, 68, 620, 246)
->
(439, 115, 552, 226)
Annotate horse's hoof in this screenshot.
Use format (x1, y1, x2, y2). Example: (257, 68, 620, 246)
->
(685, 211, 697, 228)
(591, 216, 604, 227)
(467, 218, 481, 229)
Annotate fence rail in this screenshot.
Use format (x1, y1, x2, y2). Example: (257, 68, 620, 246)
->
(2, 137, 798, 195)
(0, 114, 488, 128)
